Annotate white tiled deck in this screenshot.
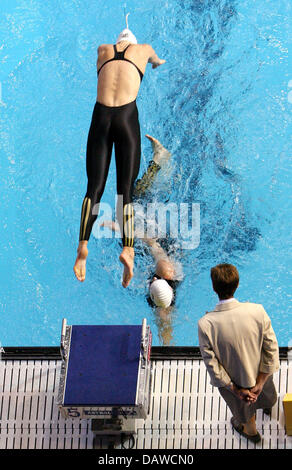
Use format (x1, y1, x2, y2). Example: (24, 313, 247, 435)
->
(0, 353, 291, 450)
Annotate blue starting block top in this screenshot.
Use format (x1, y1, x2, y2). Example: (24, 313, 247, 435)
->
(63, 325, 142, 406)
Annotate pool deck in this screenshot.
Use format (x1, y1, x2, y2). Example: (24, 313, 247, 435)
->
(0, 347, 291, 450)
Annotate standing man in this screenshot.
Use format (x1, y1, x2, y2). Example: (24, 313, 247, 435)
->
(198, 263, 279, 443)
(73, 18, 165, 287)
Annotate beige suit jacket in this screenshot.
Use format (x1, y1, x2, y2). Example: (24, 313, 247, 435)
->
(198, 299, 279, 389)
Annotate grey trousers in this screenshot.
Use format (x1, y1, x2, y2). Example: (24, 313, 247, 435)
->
(219, 375, 277, 423)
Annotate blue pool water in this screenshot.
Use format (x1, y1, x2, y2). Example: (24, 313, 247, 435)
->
(0, 0, 291, 347)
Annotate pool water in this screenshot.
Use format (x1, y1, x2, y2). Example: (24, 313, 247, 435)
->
(0, 0, 291, 347)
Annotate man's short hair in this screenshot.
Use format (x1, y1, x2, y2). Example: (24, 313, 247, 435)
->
(210, 263, 239, 299)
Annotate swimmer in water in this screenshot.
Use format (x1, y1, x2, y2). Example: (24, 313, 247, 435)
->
(102, 134, 183, 345)
(73, 14, 165, 287)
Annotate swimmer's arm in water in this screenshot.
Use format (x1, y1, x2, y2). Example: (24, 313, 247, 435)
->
(143, 238, 168, 262)
(147, 46, 166, 69)
(143, 238, 178, 281)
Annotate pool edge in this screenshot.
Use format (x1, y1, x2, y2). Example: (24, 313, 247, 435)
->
(1, 346, 290, 360)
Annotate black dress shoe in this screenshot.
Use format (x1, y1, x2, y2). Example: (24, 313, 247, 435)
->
(231, 417, 262, 444)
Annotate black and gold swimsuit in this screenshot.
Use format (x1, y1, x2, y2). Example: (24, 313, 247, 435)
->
(78, 46, 147, 247)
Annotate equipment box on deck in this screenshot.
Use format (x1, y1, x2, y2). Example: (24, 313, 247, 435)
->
(57, 321, 152, 420)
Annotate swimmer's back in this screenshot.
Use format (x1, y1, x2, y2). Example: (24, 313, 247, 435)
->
(97, 43, 155, 107)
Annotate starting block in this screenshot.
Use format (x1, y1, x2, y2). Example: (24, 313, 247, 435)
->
(57, 318, 152, 439)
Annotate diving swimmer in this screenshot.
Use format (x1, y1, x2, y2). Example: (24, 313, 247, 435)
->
(73, 16, 165, 287)
(102, 134, 183, 345)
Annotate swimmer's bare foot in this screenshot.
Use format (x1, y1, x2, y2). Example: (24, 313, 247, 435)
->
(145, 134, 171, 166)
(145, 134, 160, 146)
(119, 247, 134, 288)
(73, 241, 88, 282)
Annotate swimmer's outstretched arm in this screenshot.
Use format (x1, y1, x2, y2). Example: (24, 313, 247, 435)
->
(147, 46, 166, 69)
(142, 238, 169, 262)
(143, 238, 181, 282)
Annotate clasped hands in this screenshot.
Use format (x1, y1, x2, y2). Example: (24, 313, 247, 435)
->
(233, 383, 263, 405)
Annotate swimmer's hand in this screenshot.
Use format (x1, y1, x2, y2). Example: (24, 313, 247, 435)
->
(148, 50, 166, 69)
(100, 220, 120, 232)
(151, 58, 166, 69)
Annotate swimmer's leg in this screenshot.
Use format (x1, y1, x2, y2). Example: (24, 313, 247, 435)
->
(145, 134, 171, 166)
(133, 160, 161, 198)
(74, 104, 113, 282)
(114, 103, 141, 287)
(133, 135, 171, 198)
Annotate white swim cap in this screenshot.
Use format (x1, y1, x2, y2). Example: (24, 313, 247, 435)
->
(116, 28, 137, 44)
(149, 279, 174, 308)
